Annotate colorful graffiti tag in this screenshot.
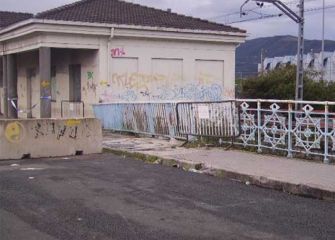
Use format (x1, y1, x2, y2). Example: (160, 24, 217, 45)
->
(111, 48, 126, 57)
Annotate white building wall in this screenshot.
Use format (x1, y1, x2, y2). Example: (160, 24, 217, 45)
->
(97, 38, 236, 102)
(2, 26, 242, 119)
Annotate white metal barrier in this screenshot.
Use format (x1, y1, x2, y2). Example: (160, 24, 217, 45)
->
(176, 101, 239, 140)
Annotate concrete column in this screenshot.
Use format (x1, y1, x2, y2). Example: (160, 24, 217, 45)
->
(7, 54, 17, 119)
(39, 47, 51, 118)
(2, 56, 8, 117)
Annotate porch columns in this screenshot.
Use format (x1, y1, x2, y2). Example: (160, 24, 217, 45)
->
(2, 56, 8, 117)
(6, 54, 18, 119)
(39, 47, 51, 118)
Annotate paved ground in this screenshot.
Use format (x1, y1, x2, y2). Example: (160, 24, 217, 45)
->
(0, 153, 335, 240)
(103, 134, 335, 199)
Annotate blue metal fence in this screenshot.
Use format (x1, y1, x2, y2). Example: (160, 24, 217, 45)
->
(93, 102, 183, 139)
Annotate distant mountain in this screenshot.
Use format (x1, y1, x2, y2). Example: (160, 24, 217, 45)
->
(236, 35, 335, 78)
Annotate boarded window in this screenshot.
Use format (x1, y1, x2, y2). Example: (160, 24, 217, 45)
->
(111, 58, 139, 101)
(195, 60, 224, 84)
(111, 57, 139, 88)
(151, 58, 183, 86)
(112, 57, 138, 76)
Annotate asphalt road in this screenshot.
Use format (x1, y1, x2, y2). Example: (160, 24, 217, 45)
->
(0, 153, 334, 240)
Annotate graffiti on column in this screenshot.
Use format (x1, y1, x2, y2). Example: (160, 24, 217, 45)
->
(85, 71, 97, 96)
(41, 80, 51, 97)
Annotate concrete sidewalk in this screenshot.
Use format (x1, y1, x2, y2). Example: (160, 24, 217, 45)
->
(103, 133, 335, 201)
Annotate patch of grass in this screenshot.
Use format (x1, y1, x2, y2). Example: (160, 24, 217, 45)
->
(102, 147, 203, 171)
(103, 148, 159, 163)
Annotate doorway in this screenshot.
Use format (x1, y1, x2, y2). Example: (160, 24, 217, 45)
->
(69, 64, 81, 102)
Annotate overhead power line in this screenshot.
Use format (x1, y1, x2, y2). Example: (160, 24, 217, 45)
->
(239, 0, 305, 105)
(225, 4, 335, 24)
(208, 0, 317, 21)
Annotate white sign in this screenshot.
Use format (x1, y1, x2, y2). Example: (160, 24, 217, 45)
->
(198, 105, 210, 119)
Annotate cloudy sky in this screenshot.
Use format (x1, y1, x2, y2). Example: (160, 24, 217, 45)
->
(1, 0, 334, 40)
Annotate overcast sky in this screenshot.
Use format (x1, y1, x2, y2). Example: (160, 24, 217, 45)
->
(1, 0, 334, 40)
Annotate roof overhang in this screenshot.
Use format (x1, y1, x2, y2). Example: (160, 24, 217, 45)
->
(0, 18, 247, 44)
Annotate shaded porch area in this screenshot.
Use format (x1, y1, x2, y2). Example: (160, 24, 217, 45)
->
(0, 47, 98, 119)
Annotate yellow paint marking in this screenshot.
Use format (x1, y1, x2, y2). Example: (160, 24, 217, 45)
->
(41, 80, 51, 88)
(5, 122, 25, 143)
(65, 119, 81, 127)
(100, 80, 109, 86)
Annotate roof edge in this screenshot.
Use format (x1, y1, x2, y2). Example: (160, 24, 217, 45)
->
(0, 18, 247, 38)
(0, 10, 33, 15)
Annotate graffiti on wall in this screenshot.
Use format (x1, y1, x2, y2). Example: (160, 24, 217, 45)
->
(3, 120, 93, 145)
(32, 120, 92, 141)
(97, 56, 233, 101)
(5, 122, 25, 143)
(223, 88, 235, 99)
(133, 84, 223, 101)
(111, 72, 181, 90)
(83, 71, 97, 96)
(100, 83, 225, 102)
(111, 48, 126, 57)
(197, 72, 218, 85)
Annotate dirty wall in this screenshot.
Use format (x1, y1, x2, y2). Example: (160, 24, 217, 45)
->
(98, 38, 236, 103)
(0, 118, 102, 160)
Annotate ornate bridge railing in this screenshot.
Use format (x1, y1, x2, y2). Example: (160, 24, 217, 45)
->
(93, 99, 335, 163)
(235, 99, 335, 164)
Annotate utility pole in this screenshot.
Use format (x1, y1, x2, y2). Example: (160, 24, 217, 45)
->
(240, 0, 305, 104)
(295, 0, 304, 103)
(321, 0, 325, 81)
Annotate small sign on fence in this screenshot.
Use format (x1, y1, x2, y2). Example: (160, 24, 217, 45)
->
(198, 105, 210, 119)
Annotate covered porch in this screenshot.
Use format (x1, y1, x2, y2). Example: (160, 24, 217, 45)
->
(0, 47, 99, 119)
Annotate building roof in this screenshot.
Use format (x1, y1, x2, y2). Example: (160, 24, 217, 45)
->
(0, 11, 33, 29)
(35, 0, 245, 33)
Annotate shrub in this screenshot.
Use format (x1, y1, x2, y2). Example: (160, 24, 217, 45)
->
(237, 66, 335, 101)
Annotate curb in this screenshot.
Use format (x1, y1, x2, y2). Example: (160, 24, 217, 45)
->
(103, 147, 335, 201)
(103, 148, 203, 171)
(206, 169, 335, 201)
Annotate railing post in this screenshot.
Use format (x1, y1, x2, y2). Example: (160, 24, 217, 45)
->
(257, 100, 262, 153)
(167, 103, 176, 138)
(287, 103, 293, 158)
(147, 103, 155, 135)
(324, 103, 330, 164)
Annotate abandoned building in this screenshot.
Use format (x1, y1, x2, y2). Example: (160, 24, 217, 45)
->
(0, 0, 246, 119)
